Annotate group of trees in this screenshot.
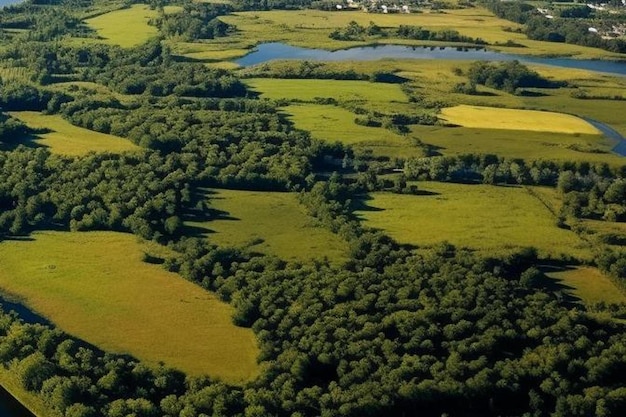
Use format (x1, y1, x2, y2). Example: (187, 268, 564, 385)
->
(155, 2, 233, 40)
(329, 21, 487, 45)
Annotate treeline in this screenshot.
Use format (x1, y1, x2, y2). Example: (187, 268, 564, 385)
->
(482, 0, 626, 53)
(155, 1, 233, 41)
(455, 60, 565, 95)
(329, 21, 488, 45)
(0, 147, 191, 240)
(0, 113, 30, 145)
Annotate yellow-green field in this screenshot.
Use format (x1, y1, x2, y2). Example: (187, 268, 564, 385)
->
(245, 78, 408, 103)
(284, 104, 424, 159)
(9, 112, 139, 156)
(0, 231, 259, 383)
(356, 182, 591, 259)
(186, 189, 348, 262)
(84, 4, 159, 48)
(439, 105, 601, 134)
(0, 368, 48, 417)
(0, 66, 31, 83)
(213, 8, 621, 59)
(545, 267, 626, 305)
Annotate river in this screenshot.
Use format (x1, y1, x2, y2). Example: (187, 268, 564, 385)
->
(235, 42, 626, 77)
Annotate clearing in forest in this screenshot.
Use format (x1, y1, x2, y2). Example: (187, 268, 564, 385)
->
(185, 188, 348, 263)
(439, 105, 601, 134)
(84, 4, 158, 48)
(0, 231, 259, 383)
(544, 266, 626, 305)
(356, 181, 591, 260)
(9, 112, 139, 156)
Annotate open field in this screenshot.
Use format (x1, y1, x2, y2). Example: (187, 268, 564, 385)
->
(440, 105, 601, 135)
(284, 104, 424, 159)
(0, 231, 259, 383)
(356, 182, 591, 259)
(545, 266, 626, 305)
(0, 367, 48, 417)
(245, 78, 408, 103)
(186, 188, 348, 262)
(84, 4, 158, 48)
(9, 112, 140, 156)
(213, 8, 622, 59)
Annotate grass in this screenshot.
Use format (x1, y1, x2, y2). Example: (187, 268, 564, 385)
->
(0, 67, 31, 83)
(356, 182, 591, 259)
(545, 266, 626, 305)
(0, 231, 259, 383)
(9, 111, 140, 156)
(440, 105, 601, 135)
(245, 78, 408, 103)
(0, 367, 49, 417)
(83, 4, 159, 48)
(284, 103, 424, 159)
(185, 188, 348, 263)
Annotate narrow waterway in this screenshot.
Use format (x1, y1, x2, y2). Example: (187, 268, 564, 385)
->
(583, 118, 626, 156)
(235, 43, 626, 77)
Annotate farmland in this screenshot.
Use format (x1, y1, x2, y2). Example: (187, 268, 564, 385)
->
(0, 231, 259, 383)
(83, 4, 159, 48)
(8, 112, 139, 156)
(356, 181, 592, 259)
(185, 188, 348, 263)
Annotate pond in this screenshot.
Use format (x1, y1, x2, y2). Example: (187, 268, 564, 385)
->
(235, 42, 626, 77)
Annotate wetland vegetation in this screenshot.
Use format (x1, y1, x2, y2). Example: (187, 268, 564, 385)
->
(0, 0, 626, 416)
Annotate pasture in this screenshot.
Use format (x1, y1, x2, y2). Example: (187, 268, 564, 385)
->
(284, 104, 424, 158)
(545, 266, 626, 305)
(439, 105, 600, 135)
(245, 78, 408, 103)
(83, 4, 159, 48)
(356, 182, 591, 260)
(186, 188, 348, 263)
(8, 112, 139, 156)
(0, 231, 259, 383)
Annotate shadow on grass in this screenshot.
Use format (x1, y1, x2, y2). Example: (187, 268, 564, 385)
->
(537, 264, 582, 306)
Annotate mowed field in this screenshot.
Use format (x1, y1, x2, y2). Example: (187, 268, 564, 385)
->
(284, 104, 424, 158)
(9, 112, 139, 156)
(186, 189, 348, 262)
(545, 266, 626, 305)
(245, 78, 408, 103)
(356, 182, 591, 259)
(440, 105, 601, 135)
(0, 231, 259, 383)
(84, 4, 158, 48)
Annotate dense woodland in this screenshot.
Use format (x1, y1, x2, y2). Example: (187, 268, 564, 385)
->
(0, 0, 626, 416)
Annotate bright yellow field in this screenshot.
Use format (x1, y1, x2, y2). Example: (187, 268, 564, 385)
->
(284, 104, 424, 159)
(545, 266, 626, 305)
(186, 188, 348, 262)
(84, 4, 159, 48)
(357, 182, 591, 259)
(0, 231, 259, 383)
(245, 78, 408, 103)
(440, 105, 601, 134)
(9, 112, 139, 156)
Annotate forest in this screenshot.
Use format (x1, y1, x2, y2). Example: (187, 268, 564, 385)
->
(0, 0, 625, 416)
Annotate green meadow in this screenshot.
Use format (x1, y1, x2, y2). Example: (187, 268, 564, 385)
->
(0, 231, 259, 383)
(245, 78, 408, 103)
(284, 104, 424, 159)
(356, 182, 591, 259)
(545, 267, 626, 306)
(186, 188, 348, 263)
(9, 112, 139, 156)
(83, 4, 159, 48)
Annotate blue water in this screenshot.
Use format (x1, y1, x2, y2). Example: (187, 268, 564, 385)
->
(0, 0, 24, 7)
(235, 43, 626, 77)
(584, 118, 626, 156)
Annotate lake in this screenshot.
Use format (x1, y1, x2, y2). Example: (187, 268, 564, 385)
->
(0, 0, 23, 7)
(235, 42, 626, 77)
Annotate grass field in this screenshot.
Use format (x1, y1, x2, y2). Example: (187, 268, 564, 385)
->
(545, 266, 626, 305)
(214, 8, 622, 59)
(440, 105, 601, 134)
(356, 182, 591, 259)
(186, 188, 348, 262)
(245, 78, 408, 103)
(0, 367, 48, 417)
(0, 66, 31, 83)
(84, 4, 159, 48)
(0, 231, 259, 383)
(9, 112, 139, 156)
(284, 104, 424, 159)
